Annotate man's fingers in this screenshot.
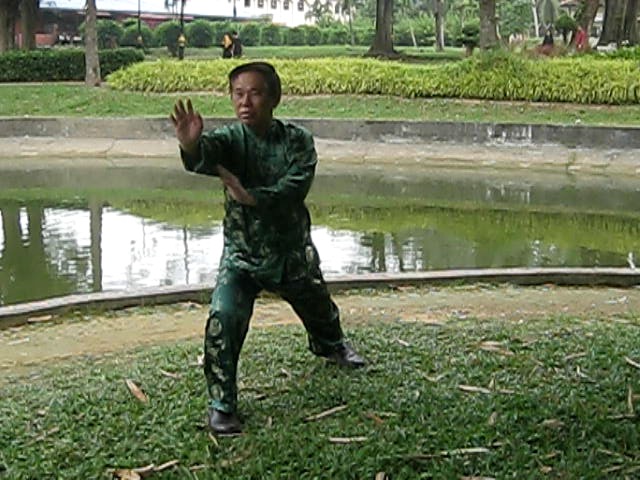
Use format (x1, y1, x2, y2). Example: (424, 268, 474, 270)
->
(186, 98, 194, 115)
(170, 113, 177, 126)
(174, 99, 186, 116)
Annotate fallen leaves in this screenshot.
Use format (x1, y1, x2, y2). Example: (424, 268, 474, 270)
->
(304, 404, 348, 422)
(328, 436, 368, 444)
(111, 460, 180, 479)
(125, 379, 148, 404)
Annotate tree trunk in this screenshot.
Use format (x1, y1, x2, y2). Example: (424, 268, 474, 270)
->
(410, 24, 417, 47)
(19, 0, 38, 50)
(348, 7, 355, 45)
(576, 0, 599, 37)
(531, 0, 540, 38)
(84, 0, 101, 86)
(0, 0, 19, 52)
(479, 0, 498, 49)
(367, 0, 395, 56)
(434, 0, 445, 51)
(599, 0, 625, 45)
(622, 0, 639, 45)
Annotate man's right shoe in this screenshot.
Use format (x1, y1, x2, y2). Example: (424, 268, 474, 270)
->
(208, 409, 242, 435)
(325, 342, 366, 368)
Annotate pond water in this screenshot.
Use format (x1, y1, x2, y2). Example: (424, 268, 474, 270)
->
(1, 164, 639, 306)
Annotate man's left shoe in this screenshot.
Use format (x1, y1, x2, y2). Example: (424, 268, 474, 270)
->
(325, 342, 366, 368)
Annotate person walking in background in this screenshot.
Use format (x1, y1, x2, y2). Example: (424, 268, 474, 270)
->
(231, 30, 243, 58)
(170, 62, 366, 435)
(574, 26, 587, 52)
(221, 31, 233, 58)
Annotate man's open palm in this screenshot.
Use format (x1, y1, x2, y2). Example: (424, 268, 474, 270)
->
(171, 99, 203, 152)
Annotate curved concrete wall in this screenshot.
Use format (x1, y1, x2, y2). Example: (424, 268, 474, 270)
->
(2, 117, 640, 149)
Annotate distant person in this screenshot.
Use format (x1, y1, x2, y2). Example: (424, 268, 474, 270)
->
(574, 26, 587, 52)
(231, 30, 243, 58)
(170, 62, 366, 435)
(540, 27, 554, 55)
(221, 32, 233, 58)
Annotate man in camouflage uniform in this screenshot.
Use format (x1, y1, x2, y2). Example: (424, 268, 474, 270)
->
(171, 62, 365, 434)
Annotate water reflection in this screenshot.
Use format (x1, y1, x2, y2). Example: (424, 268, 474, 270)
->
(1, 198, 639, 306)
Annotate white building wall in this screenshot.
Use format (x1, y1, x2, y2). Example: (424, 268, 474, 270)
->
(46, 0, 346, 27)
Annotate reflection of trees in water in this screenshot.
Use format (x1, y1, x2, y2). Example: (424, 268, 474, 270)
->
(0, 203, 102, 305)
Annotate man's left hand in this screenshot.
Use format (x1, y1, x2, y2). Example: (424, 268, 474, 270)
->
(217, 165, 257, 206)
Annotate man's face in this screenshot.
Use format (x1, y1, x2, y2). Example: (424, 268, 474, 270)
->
(230, 71, 276, 133)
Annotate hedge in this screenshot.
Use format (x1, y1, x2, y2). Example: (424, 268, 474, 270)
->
(0, 48, 145, 82)
(106, 54, 640, 105)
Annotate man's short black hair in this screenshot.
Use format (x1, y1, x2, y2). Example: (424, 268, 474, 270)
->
(228, 61, 281, 107)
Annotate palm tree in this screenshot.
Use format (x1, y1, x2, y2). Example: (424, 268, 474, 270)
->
(84, 0, 101, 86)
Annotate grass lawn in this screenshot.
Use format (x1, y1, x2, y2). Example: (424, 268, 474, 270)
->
(145, 44, 465, 62)
(2, 83, 640, 126)
(2, 309, 640, 478)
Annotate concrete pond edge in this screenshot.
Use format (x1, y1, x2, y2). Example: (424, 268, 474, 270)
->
(2, 116, 640, 149)
(2, 268, 639, 329)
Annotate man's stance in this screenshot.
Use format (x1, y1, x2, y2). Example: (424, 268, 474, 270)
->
(170, 62, 365, 435)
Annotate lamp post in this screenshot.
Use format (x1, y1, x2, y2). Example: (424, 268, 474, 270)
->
(178, 0, 186, 59)
(136, 0, 143, 48)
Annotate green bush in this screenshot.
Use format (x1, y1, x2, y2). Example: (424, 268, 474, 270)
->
(0, 48, 144, 82)
(240, 23, 260, 46)
(96, 19, 124, 49)
(121, 24, 154, 48)
(460, 21, 480, 49)
(354, 25, 374, 46)
(287, 26, 306, 45)
(155, 21, 182, 56)
(106, 54, 640, 105)
(186, 19, 214, 48)
(261, 23, 282, 46)
(303, 25, 322, 46)
(325, 26, 349, 45)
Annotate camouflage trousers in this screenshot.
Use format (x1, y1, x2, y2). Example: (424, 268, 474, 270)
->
(204, 263, 344, 413)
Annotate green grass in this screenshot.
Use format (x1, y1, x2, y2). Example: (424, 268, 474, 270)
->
(146, 44, 465, 61)
(3, 309, 640, 478)
(2, 83, 640, 125)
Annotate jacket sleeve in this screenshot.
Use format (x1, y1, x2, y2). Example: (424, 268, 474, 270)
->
(246, 127, 317, 209)
(180, 126, 234, 177)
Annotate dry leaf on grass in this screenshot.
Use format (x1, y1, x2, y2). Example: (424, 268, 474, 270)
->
(478, 341, 514, 356)
(396, 339, 410, 347)
(375, 473, 388, 480)
(304, 404, 348, 422)
(154, 460, 178, 472)
(364, 412, 385, 425)
(563, 352, 587, 362)
(328, 436, 368, 444)
(628, 386, 635, 415)
(540, 419, 565, 429)
(125, 379, 148, 404)
(27, 314, 53, 324)
(459, 385, 491, 394)
(487, 412, 498, 426)
(625, 356, 640, 369)
(460, 477, 496, 480)
(408, 447, 492, 460)
(111, 470, 142, 480)
(159, 370, 181, 379)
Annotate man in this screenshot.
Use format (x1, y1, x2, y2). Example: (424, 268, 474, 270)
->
(231, 30, 243, 58)
(170, 62, 365, 435)
(221, 32, 233, 58)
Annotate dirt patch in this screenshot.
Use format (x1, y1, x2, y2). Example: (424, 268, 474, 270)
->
(2, 284, 639, 385)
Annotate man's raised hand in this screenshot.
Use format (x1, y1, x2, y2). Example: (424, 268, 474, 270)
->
(170, 99, 203, 155)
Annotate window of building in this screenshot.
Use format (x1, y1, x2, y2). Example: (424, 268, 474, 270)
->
(271, 0, 277, 8)
(244, 0, 250, 6)
(297, 0, 304, 10)
(334, 3, 340, 13)
(283, 0, 289, 9)
(258, 0, 264, 7)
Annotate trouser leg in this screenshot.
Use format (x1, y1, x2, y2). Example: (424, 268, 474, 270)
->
(277, 265, 344, 356)
(204, 266, 259, 413)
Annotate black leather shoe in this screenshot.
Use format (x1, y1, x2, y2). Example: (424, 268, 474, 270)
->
(325, 342, 366, 368)
(208, 409, 242, 435)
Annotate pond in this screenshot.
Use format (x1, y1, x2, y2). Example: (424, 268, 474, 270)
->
(1, 163, 639, 306)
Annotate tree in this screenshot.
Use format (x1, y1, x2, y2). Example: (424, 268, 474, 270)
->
(0, 0, 19, 52)
(84, 0, 101, 87)
(19, 0, 39, 50)
(367, 0, 395, 56)
(575, 0, 599, 38)
(478, 0, 498, 49)
(433, 0, 445, 51)
(599, 0, 639, 46)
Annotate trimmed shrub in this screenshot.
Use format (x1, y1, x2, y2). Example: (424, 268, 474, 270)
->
(261, 23, 282, 46)
(303, 25, 322, 45)
(0, 48, 144, 82)
(106, 54, 640, 105)
(186, 19, 215, 47)
(240, 23, 260, 46)
(287, 26, 306, 45)
(96, 19, 124, 49)
(325, 26, 349, 45)
(121, 24, 154, 48)
(155, 21, 182, 56)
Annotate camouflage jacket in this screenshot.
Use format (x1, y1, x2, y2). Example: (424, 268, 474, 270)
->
(181, 119, 320, 283)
